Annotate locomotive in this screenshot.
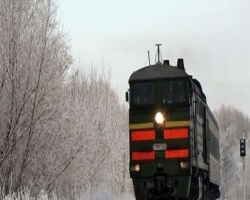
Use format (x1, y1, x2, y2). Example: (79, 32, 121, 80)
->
(126, 46, 220, 200)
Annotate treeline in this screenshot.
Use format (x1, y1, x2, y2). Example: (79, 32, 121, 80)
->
(0, 0, 129, 199)
(215, 105, 250, 200)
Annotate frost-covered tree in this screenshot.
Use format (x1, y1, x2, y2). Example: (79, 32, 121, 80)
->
(50, 68, 129, 199)
(214, 105, 250, 200)
(0, 0, 71, 195)
(0, 0, 129, 198)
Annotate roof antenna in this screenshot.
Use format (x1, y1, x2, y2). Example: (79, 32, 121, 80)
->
(155, 43, 162, 65)
(148, 50, 151, 65)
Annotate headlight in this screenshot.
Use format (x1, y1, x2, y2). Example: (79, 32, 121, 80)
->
(131, 164, 140, 172)
(155, 112, 164, 124)
(180, 161, 189, 169)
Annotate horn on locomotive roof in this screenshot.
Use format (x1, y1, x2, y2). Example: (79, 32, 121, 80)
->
(163, 60, 170, 65)
(177, 58, 185, 71)
(155, 43, 163, 65)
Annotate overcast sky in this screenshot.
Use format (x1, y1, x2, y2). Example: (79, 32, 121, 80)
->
(58, 0, 250, 116)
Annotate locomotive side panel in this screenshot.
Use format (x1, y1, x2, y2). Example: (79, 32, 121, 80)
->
(207, 109, 220, 186)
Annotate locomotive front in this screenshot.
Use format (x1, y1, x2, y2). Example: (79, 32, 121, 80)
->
(127, 60, 193, 199)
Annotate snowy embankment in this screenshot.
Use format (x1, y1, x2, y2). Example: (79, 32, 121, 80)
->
(3, 188, 135, 200)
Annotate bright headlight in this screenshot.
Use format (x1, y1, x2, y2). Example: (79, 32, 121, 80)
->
(155, 112, 164, 124)
(180, 161, 190, 169)
(131, 164, 140, 172)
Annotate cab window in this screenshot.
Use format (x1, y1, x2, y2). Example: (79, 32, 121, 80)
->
(162, 79, 187, 104)
(133, 82, 155, 105)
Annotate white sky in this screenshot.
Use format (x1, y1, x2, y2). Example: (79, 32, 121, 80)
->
(57, 0, 250, 116)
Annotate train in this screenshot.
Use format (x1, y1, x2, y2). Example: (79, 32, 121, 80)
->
(126, 47, 220, 200)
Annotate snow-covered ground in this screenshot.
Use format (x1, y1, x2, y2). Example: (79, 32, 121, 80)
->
(2, 189, 135, 200)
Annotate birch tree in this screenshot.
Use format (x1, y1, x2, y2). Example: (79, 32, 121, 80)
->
(51, 68, 129, 199)
(0, 0, 129, 198)
(0, 0, 71, 195)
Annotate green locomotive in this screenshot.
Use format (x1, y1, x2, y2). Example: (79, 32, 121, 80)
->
(126, 49, 220, 200)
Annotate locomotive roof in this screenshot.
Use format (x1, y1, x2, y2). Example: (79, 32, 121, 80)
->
(129, 64, 189, 81)
(129, 63, 207, 102)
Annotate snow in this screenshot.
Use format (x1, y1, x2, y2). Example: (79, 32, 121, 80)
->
(2, 188, 135, 200)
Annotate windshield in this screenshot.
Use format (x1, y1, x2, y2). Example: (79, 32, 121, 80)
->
(133, 82, 155, 105)
(162, 79, 187, 104)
